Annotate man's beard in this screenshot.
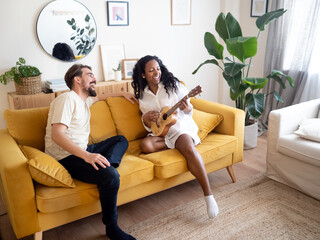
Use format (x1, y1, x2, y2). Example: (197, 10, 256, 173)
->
(88, 86, 97, 97)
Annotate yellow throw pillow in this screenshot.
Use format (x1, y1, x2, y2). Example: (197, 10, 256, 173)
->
(89, 101, 117, 145)
(107, 97, 148, 141)
(192, 109, 223, 140)
(22, 146, 75, 188)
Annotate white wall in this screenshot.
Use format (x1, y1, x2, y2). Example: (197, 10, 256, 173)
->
(0, 0, 267, 129)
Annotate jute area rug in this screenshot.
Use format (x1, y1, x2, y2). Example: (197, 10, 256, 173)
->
(125, 174, 320, 240)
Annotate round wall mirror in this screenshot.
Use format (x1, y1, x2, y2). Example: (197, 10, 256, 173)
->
(37, 0, 97, 62)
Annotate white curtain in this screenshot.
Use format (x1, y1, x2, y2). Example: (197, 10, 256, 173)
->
(260, 0, 320, 129)
(299, 26, 320, 102)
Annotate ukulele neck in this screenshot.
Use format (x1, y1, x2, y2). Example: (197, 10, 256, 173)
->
(164, 95, 189, 119)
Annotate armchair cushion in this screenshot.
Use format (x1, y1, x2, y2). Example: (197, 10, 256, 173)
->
(22, 146, 75, 188)
(192, 109, 223, 140)
(294, 118, 320, 143)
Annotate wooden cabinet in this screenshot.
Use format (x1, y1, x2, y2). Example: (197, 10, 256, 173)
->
(95, 80, 130, 95)
(7, 92, 55, 110)
(7, 80, 133, 110)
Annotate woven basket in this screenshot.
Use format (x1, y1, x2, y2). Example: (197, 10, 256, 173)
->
(14, 75, 42, 95)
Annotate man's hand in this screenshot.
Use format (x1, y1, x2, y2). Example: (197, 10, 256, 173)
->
(83, 152, 111, 170)
(52, 123, 111, 170)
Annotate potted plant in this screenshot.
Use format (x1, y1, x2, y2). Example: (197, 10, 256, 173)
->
(0, 57, 42, 95)
(192, 9, 294, 148)
(113, 63, 122, 81)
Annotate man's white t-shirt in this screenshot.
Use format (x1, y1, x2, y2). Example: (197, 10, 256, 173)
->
(45, 91, 94, 160)
(139, 82, 200, 148)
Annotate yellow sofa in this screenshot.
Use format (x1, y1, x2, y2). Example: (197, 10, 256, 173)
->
(0, 97, 244, 239)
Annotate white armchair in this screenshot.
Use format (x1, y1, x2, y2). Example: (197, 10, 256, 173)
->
(267, 98, 320, 200)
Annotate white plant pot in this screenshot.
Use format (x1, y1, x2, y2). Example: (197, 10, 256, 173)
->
(114, 71, 121, 81)
(244, 120, 258, 149)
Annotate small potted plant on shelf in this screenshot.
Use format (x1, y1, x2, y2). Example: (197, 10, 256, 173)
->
(113, 63, 122, 81)
(0, 57, 42, 95)
(192, 9, 294, 149)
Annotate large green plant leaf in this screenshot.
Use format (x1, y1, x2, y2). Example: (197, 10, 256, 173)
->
(245, 93, 265, 119)
(256, 9, 286, 31)
(268, 70, 294, 88)
(230, 83, 248, 103)
(224, 62, 246, 76)
(204, 32, 224, 59)
(226, 37, 257, 62)
(223, 71, 242, 94)
(192, 59, 220, 74)
(215, 12, 242, 43)
(272, 90, 283, 102)
(243, 77, 268, 90)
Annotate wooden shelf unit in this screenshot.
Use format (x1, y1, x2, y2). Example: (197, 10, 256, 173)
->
(7, 80, 133, 110)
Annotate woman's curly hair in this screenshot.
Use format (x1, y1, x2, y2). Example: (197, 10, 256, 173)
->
(131, 55, 180, 99)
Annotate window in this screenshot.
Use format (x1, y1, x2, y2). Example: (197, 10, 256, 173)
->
(282, 0, 320, 73)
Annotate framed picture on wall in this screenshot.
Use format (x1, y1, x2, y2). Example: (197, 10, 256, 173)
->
(171, 0, 192, 25)
(122, 59, 138, 80)
(107, 1, 129, 26)
(100, 44, 126, 81)
(251, 0, 268, 17)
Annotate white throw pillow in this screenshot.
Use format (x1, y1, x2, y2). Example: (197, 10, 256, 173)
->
(294, 118, 320, 143)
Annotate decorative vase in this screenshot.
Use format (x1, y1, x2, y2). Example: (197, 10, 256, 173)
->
(244, 120, 258, 149)
(14, 75, 42, 95)
(114, 71, 121, 81)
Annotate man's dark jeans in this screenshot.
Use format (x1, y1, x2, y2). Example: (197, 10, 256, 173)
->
(59, 135, 128, 226)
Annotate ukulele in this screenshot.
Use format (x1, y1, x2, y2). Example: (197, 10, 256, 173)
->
(151, 85, 202, 137)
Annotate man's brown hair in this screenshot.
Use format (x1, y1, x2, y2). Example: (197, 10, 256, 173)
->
(64, 64, 92, 89)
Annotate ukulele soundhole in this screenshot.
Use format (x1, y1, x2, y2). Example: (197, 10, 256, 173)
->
(163, 113, 168, 120)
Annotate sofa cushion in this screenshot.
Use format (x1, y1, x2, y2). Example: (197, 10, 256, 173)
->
(107, 97, 148, 141)
(127, 139, 143, 155)
(89, 101, 117, 145)
(192, 109, 223, 140)
(35, 154, 154, 213)
(4, 107, 49, 151)
(139, 133, 237, 179)
(278, 134, 320, 167)
(22, 146, 75, 188)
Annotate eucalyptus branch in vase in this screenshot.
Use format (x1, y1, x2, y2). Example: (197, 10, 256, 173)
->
(67, 14, 96, 56)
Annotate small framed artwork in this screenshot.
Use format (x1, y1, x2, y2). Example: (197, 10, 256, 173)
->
(100, 44, 126, 81)
(107, 1, 129, 26)
(171, 0, 191, 25)
(251, 0, 268, 17)
(122, 59, 138, 80)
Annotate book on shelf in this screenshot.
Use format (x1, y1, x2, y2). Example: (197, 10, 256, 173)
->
(45, 79, 69, 92)
(46, 79, 65, 85)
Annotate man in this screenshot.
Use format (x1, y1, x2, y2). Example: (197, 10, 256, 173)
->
(45, 64, 136, 240)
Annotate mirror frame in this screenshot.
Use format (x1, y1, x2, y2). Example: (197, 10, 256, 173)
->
(36, 0, 97, 62)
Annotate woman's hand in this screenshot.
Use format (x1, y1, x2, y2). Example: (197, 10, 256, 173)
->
(143, 110, 160, 127)
(179, 98, 192, 113)
(122, 92, 138, 104)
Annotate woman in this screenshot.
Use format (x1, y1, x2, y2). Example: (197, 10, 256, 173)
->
(132, 55, 219, 218)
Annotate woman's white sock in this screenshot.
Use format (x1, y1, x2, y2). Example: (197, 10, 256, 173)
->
(205, 195, 219, 218)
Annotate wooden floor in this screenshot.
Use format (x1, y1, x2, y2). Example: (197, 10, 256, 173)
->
(0, 134, 267, 240)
